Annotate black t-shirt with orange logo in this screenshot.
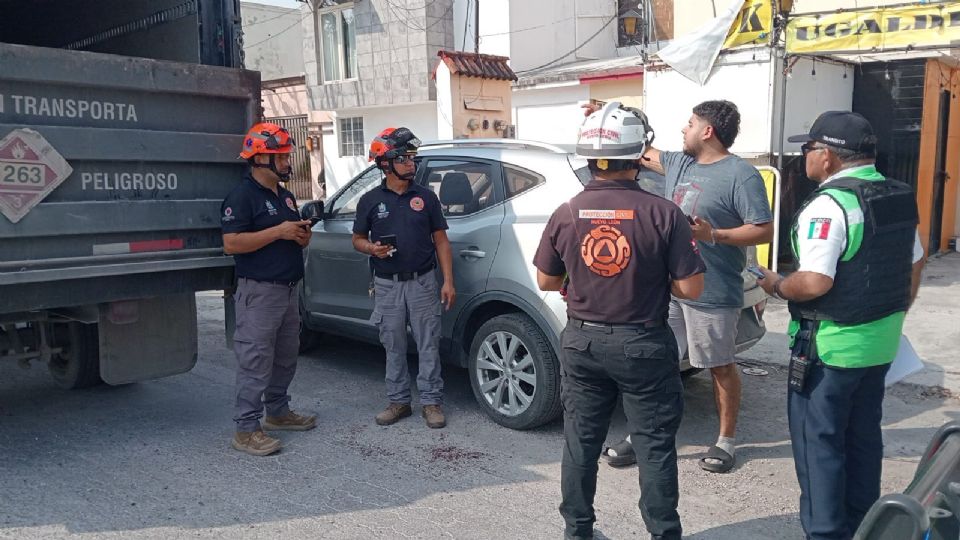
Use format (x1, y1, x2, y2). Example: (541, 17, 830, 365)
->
(533, 179, 706, 325)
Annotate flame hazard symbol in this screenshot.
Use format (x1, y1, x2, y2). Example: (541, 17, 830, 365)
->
(580, 225, 631, 277)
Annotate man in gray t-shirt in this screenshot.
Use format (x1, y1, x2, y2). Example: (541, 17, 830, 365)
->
(599, 100, 773, 474)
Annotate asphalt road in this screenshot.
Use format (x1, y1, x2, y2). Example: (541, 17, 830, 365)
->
(1, 292, 957, 539)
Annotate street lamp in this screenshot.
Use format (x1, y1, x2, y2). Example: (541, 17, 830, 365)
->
(619, 8, 645, 46)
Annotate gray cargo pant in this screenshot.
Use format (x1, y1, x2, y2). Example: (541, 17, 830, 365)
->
(370, 268, 444, 405)
(232, 277, 300, 433)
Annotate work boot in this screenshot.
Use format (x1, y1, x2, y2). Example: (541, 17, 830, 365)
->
(263, 410, 317, 431)
(231, 429, 281, 457)
(422, 404, 446, 429)
(375, 403, 412, 426)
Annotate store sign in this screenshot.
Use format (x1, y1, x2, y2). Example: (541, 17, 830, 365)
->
(787, 3, 960, 54)
(724, 0, 773, 49)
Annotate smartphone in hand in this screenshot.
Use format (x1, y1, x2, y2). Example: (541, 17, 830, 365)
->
(379, 234, 398, 257)
(746, 266, 766, 279)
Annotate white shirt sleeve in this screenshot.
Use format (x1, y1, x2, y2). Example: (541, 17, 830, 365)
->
(795, 195, 848, 279)
(912, 231, 924, 264)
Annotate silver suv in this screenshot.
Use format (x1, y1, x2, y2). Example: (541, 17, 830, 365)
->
(299, 140, 766, 430)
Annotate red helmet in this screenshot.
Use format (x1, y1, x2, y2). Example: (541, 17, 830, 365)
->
(369, 127, 421, 162)
(239, 122, 295, 159)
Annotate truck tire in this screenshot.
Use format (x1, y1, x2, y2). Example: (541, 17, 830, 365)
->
(48, 322, 102, 389)
(467, 313, 562, 430)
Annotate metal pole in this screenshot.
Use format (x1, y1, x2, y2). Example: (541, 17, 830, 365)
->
(474, 0, 479, 53)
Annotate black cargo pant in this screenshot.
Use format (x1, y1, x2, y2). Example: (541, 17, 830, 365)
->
(559, 319, 683, 540)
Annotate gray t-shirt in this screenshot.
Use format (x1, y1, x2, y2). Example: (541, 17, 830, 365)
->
(660, 151, 773, 308)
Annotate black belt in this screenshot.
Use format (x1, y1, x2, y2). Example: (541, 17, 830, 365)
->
(239, 277, 300, 288)
(570, 318, 664, 331)
(374, 264, 435, 282)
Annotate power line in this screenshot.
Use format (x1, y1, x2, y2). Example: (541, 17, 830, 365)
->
(383, 0, 453, 33)
(243, 8, 301, 28)
(244, 14, 308, 48)
(516, 14, 619, 74)
(479, 16, 577, 38)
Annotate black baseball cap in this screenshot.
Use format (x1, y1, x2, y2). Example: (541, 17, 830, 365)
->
(788, 111, 877, 152)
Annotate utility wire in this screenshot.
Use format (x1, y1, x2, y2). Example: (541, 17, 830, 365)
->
(244, 14, 309, 48)
(479, 16, 577, 38)
(383, 0, 452, 33)
(516, 13, 619, 74)
(243, 8, 300, 28)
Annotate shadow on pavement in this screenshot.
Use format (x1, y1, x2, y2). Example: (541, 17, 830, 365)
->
(0, 298, 954, 538)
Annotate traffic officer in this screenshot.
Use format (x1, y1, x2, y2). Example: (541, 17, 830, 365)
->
(534, 103, 706, 540)
(757, 111, 926, 539)
(352, 127, 456, 429)
(220, 122, 317, 457)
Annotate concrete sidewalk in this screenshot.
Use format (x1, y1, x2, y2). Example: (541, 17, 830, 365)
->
(742, 251, 960, 394)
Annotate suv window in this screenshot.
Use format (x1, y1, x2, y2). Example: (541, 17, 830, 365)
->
(503, 164, 545, 198)
(327, 166, 382, 219)
(420, 160, 498, 217)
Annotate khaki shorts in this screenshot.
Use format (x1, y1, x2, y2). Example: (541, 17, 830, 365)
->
(668, 300, 739, 369)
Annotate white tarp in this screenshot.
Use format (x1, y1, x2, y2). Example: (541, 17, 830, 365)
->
(655, 0, 744, 86)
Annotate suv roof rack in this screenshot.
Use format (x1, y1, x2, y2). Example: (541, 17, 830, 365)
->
(419, 139, 569, 154)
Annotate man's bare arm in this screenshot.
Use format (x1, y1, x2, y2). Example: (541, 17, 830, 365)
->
(775, 271, 834, 302)
(640, 147, 663, 175)
(537, 270, 565, 292)
(909, 258, 925, 308)
(713, 222, 774, 247)
(671, 273, 704, 300)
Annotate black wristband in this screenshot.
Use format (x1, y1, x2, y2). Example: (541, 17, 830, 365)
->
(773, 278, 786, 301)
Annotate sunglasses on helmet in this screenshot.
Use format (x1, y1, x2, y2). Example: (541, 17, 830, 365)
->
(261, 127, 295, 149)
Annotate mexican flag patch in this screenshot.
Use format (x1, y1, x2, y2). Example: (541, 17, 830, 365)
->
(807, 218, 832, 240)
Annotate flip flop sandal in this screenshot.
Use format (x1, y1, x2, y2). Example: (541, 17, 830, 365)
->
(699, 445, 735, 473)
(601, 439, 636, 467)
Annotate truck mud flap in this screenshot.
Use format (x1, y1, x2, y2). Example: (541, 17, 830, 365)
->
(98, 293, 198, 384)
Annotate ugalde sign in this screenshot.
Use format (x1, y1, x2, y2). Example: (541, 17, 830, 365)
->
(0, 128, 73, 224)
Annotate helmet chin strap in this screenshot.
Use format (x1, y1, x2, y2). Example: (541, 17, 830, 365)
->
(387, 159, 415, 181)
(252, 154, 293, 181)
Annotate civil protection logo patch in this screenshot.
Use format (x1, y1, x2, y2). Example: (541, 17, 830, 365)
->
(580, 225, 631, 277)
(410, 197, 425, 211)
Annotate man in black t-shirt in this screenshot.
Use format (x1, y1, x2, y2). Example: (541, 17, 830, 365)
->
(353, 127, 455, 429)
(534, 103, 706, 540)
(220, 122, 317, 457)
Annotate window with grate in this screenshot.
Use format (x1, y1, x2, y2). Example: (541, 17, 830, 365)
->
(338, 116, 364, 157)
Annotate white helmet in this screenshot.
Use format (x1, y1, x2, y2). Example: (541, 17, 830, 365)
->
(575, 101, 655, 160)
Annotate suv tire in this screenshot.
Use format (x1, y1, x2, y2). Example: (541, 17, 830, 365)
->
(298, 300, 323, 354)
(467, 313, 561, 430)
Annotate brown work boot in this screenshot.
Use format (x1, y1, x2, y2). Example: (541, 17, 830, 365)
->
(375, 403, 412, 426)
(231, 429, 281, 457)
(263, 410, 317, 431)
(422, 404, 446, 429)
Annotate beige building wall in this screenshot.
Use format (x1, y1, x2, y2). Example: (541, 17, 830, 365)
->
(436, 62, 513, 139)
(589, 78, 644, 109)
(261, 82, 309, 119)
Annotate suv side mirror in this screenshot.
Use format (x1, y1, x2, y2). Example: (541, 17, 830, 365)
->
(300, 200, 324, 225)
